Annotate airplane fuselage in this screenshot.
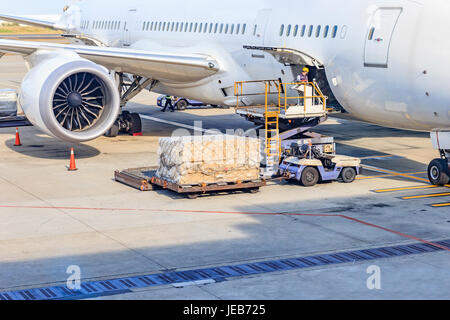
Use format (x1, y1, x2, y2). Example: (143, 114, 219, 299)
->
(71, 0, 449, 131)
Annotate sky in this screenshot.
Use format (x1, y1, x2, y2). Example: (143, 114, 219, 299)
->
(1, 0, 72, 15)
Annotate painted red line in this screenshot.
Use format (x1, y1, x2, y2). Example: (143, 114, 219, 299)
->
(1, 205, 448, 251)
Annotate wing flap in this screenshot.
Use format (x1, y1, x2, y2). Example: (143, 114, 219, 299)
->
(0, 39, 220, 82)
(0, 13, 63, 30)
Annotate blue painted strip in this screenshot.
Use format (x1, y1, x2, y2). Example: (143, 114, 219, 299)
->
(1, 239, 448, 300)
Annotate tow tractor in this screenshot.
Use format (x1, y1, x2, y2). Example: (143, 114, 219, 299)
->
(278, 142, 361, 187)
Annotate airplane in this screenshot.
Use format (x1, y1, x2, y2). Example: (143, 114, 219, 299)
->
(0, 0, 449, 185)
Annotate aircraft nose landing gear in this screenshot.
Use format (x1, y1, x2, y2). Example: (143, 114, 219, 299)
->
(428, 158, 450, 186)
(428, 129, 450, 186)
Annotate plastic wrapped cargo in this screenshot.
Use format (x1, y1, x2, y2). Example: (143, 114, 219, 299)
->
(157, 135, 261, 185)
(0, 89, 17, 117)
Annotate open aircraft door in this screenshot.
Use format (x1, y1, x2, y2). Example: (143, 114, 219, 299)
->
(123, 8, 137, 47)
(253, 9, 272, 46)
(364, 7, 402, 68)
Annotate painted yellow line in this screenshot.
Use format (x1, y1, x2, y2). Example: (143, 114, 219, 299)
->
(431, 203, 450, 207)
(374, 185, 440, 193)
(358, 171, 427, 180)
(362, 165, 430, 183)
(402, 193, 450, 200)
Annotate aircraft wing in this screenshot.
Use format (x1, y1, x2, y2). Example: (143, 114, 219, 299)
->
(0, 39, 220, 82)
(0, 13, 64, 30)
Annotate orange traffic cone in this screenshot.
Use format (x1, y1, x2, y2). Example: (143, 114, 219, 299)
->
(14, 128, 22, 147)
(68, 148, 78, 171)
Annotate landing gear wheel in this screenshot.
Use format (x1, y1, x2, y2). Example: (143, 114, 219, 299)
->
(176, 100, 188, 111)
(340, 167, 357, 183)
(129, 113, 142, 134)
(428, 159, 450, 186)
(186, 193, 200, 199)
(301, 167, 320, 187)
(104, 121, 119, 138)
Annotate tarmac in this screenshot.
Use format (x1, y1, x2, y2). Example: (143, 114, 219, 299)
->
(0, 54, 449, 300)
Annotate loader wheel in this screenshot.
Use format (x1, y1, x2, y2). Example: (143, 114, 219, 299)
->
(428, 159, 450, 186)
(341, 167, 357, 183)
(301, 167, 320, 187)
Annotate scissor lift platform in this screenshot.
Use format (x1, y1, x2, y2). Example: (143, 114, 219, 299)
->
(114, 167, 266, 199)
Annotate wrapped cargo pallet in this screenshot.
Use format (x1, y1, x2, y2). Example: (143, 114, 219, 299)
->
(157, 135, 261, 185)
(0, 89, 17, 117)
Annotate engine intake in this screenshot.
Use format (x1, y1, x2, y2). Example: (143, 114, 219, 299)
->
(19, 52, 120, 142)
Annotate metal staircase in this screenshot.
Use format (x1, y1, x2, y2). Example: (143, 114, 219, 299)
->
(234, 79, 328, 173)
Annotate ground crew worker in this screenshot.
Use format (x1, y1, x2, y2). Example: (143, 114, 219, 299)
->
(297, 67, 309, 83)
(162, 95, 175, 112)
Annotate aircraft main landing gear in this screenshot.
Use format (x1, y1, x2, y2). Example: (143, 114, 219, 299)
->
(105, 73, 158, 138)
(105, 111, 142, 137)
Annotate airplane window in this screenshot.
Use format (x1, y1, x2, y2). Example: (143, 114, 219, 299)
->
(167, 22, 170, 31)
(194, 23, 198, 32)
(368, 27, 375, 40)
(175, 22, 179, 32)
(199, 23, 203, 33)
(220, 23, 224, 33)
(189, 23, 193, 32)
(230, 24, 235, 34)
(236, 24, 240, 34)
(225, 24, 229, 34)
(208, 23, 213, 33)
(214, 23, 218, 33)
(301, 25, 306, 37)
(332, 25, 338, 38)
(293, 25, 298, 37)
(324, 25, 329, 38)
(316, 25, 321, 38)
(185, 22, 189, 32)
(308, 25, 313, 37)
(253, 24, 257, 36)
(242, 24, 246, 34)
(203, 23, 207, 33)
(279, 24, 285, 37)
(286, 25, 291, 37)
(170, 22, 174, 32)
(162, 22, 166, 31)
(118, 22, 121, 30)
(142, 22, 145, 31)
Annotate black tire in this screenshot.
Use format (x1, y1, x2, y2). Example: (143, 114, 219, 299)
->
(428, 159, 450, 186)
(104, 121, 119, 137)
(176, 99, 188, 110)
(301, 167, 320, 187)
(129, 113, 142, 134)
(248, 187, 260, 194)
(340, 167, 357, 183)
(186, 193, 200, 199)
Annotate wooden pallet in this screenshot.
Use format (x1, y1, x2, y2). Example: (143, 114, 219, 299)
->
(115, 167, 266, 199)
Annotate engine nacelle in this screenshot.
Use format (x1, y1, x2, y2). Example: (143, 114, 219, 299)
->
(19, 51, 120, 142)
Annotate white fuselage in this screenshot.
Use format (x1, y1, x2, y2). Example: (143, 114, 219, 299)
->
(70, 0, 449, 131)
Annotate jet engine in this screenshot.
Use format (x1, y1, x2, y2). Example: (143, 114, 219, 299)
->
(19, 52, 120, 142)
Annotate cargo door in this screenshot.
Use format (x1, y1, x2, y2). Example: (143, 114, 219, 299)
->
(364, 8, 402, 68)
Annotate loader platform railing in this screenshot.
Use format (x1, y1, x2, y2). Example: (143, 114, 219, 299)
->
(278, 81, 327, 115)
